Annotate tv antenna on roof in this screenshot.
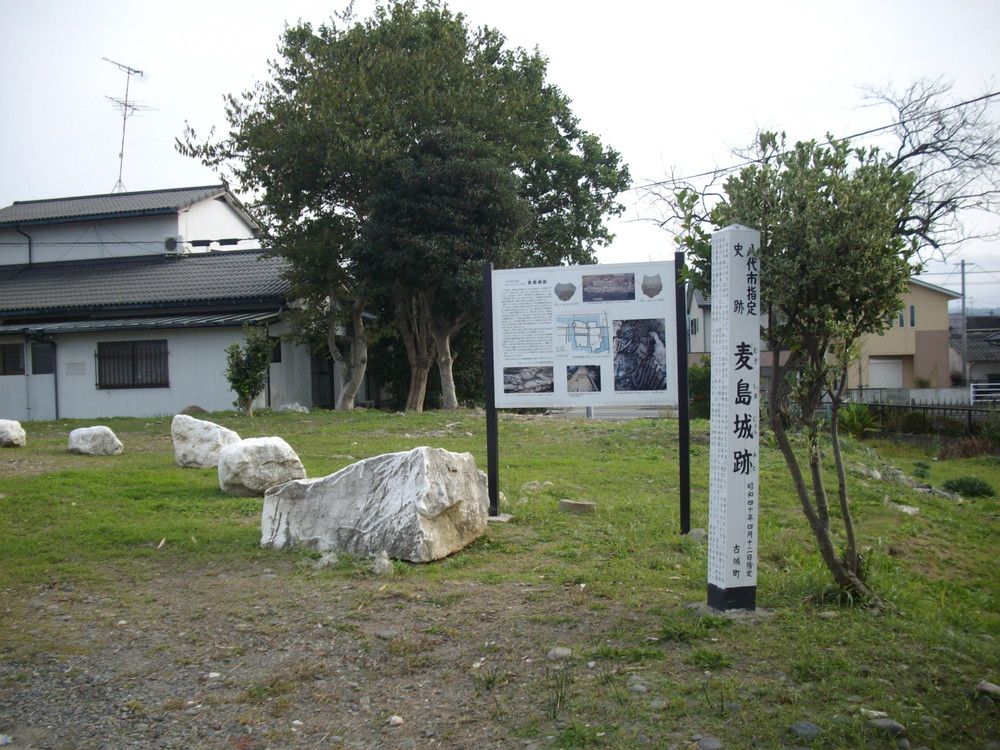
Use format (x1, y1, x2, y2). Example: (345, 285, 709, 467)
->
(104, 57, 151, 193)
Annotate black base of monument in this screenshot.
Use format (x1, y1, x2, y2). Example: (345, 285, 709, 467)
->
(707, 584, 756, 612)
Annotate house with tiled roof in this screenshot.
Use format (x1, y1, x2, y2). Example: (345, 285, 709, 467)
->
(685, 277, 961, 390)
(0, 186, 350, 420)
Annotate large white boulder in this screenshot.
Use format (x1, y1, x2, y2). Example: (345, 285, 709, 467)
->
(68, 426, 123, 456)
(171, 414, 241, 469)
(218, 437, 306, 497)
(261, 446, 489, 563)
(0, 419, 26, 447)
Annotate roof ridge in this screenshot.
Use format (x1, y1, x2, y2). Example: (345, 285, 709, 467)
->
(9, 185, 227, 207)
(8, 248, 273, 271)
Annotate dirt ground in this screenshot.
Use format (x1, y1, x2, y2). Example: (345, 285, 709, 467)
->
(0, 556, 672, 750)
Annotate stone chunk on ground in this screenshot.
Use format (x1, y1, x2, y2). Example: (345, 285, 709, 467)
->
(0, 419, 26, 447)
(218, 437, 306, 497)
(68, 426, 123, 455)
(261, 446, 488, 563)
(171, 414, 241, 469)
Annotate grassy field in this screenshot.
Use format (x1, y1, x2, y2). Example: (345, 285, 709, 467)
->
(1, 409, 998, 748)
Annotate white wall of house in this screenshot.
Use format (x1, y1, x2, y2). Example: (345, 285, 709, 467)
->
(0, 326, 315, 421)
(267, 320, 315, 409)
(0, 215, 178, 265)
(0, 198, 258, 266)
(180, 198, 259, 248)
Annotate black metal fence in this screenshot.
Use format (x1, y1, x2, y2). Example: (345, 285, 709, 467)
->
(870, 403, 995, 437)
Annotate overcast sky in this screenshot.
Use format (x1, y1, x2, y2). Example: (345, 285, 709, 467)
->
(2, 0, 998, 310)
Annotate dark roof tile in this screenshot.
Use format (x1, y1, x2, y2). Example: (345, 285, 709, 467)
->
(0, 185, 232, 226)
(0, 250, 290, 314)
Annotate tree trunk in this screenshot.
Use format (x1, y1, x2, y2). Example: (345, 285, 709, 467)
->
(428, 300, 472, 410)
(767, 334, 875, 599)
(327, 292, 368, 411)
(396, 292, 435, 412)
(829, 371, 860, 576)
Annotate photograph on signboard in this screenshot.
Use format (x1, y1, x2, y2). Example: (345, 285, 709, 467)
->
(502, 366, 555, 394)
(566, 364, 601, 393)
(581, 273, 635, 302)
(612, 318, 667, 391)
(553, 282, 577, 302)
(640, 273, 663, 298)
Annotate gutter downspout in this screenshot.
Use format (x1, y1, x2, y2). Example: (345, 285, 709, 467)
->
(22, 334, 31, 420)
(15, 226, 33, 264)
(49, 337, 59, 420)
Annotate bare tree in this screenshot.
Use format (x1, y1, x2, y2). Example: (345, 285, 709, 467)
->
(862, 77, 1000, 257)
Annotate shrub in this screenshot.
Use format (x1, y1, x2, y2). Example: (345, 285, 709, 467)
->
(928, 415, 966, 437)
(941, 476, 996, 498)
(838, 402, 877, 439)
(225, 325, 274, 417)
(688, 356, 711, 419)
(979, 409, 1000, 450)
(938, 437, 992, 460)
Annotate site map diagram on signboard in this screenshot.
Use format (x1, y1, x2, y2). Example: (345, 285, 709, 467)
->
(555, 313, 610, 356)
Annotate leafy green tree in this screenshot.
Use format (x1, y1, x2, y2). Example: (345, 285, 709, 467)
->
(180, 1, 628, 410)
(680, 133, 916, 599)
(225, 325, 274, 417)
(356, 125, 529, 410)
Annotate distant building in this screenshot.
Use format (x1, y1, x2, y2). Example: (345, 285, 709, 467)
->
(0, 186, 371, 420)
(686, 278, 960, 389)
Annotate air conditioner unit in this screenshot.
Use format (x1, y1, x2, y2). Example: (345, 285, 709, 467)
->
(163, 235, 185, 253)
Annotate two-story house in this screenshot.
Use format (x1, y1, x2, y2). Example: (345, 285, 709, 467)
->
(686, 278, 960, 389)
(0, 185, 362, 420)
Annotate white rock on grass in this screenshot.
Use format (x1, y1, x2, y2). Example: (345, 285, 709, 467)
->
(218, 437, 306, 497)
(68, 426, 123, 455)
(261, 446, 488, 563)
(274, 402, 309, 413)
(0, 419, 26, 447)
(171, 414, 241, 469)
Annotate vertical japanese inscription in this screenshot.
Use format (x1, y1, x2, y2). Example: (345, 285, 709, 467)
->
(708, 225, 761, 611)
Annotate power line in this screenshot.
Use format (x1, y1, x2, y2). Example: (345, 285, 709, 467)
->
(627, 89, 1000, 193)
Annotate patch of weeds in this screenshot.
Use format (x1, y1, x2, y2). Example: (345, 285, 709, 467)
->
(691, 649, 733, 670)
(790, 653, 850, 683)
(542, 664, 575, 720)
(806, 584, 880, 610)
(528, 613, 575, 625)
(558, 722, 616, 746)
(425, 592, 466, 608)
(489, 695, 508, 722)
(472, 656, 512, 696)
(233, 499, 262, 517)
(912, 460, 931, 479)
(700, 681, 734, 717)
(424, 624, 456, 636)
(586, 644, 663, 664)
(657, 610, 734, 643)
(329, 622, 358, 633)
(239, 662, 325, 705)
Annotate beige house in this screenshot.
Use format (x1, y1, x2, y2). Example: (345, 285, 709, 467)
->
(852, 278, 960, 389)
(687, 278, 960, 389)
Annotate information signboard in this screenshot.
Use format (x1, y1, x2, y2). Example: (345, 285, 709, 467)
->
(490, 261, 677, 408)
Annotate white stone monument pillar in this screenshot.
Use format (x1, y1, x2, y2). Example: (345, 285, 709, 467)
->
(708, 225, 761, 611)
